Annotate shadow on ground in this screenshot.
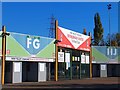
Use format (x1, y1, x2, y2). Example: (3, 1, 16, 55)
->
(2, 84, 120, 90)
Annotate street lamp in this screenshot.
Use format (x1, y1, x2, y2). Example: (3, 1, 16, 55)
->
(107, 4, 112, 46)
(54, 20, 58, 81)
(54, 39, 61, 44)
(1, 26, 10, 85)
(88, 32, 92, 78)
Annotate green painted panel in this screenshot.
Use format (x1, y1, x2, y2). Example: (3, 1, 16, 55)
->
(115, 55, 120, 61)
(36, 41, 55, 58)
(119, 55, 120, 61)
(6, 35, 30, 57)
(92, 47, 109, 62)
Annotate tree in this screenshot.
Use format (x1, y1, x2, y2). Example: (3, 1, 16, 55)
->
(93, 13, 104, 46)
(83, 28, 87, 35)
(116, 33, 120, 46)
(106, 33, 111, 46)
(106, 33, 120, 46)
(99, 38, 105, 46)
(111, 33, 118, 46)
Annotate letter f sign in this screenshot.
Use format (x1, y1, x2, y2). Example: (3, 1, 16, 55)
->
(27, 38, 32, 48)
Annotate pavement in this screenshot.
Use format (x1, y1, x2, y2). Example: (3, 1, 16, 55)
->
(1, 77, 120, 90)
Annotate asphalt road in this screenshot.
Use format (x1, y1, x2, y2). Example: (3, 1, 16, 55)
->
(2, 77, 120, 90)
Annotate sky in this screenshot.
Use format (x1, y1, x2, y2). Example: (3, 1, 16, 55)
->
(1, 2, 119, 40)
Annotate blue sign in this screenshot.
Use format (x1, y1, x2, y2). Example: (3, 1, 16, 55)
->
(11, 33, 53, 55)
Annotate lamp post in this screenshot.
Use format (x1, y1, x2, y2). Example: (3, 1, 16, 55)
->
(88, 32, 92, 78)
(107, 4, 112, 46)
(1, 26, 10, 85)
(54, 20, 58, 81)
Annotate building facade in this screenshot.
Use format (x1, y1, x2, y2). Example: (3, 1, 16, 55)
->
(55, 26, 91, 80)
(92, 46, 120, 77)
(0, 31, 55, 83)
(0, 26, 119, 84)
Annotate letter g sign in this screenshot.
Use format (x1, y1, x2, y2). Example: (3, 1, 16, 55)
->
(33, 39, 40, 49)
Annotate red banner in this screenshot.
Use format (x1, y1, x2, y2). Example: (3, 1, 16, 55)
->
(57, 26, 91, 51)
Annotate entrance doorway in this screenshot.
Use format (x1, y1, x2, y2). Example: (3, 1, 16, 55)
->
(72, 61, 80, 79)
(92, 64, 100, 77)
(22, 62, 38, 82)
(5, 61, 13, 83)
(107, 64, 120, 77)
